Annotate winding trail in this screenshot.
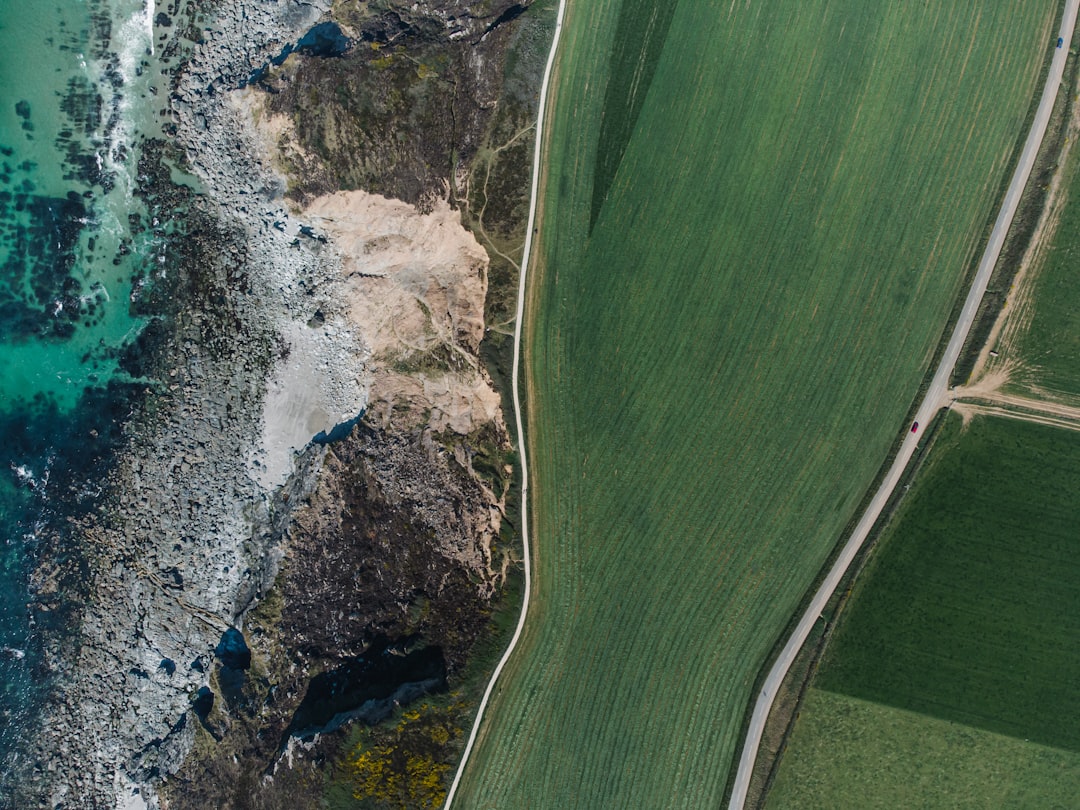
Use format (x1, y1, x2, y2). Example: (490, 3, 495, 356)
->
(727, 3, 1080, 807)
(443, 1, 568, 806)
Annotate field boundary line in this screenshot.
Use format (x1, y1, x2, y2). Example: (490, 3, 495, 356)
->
(726, 2, 1080, 807)
(443, 1, 567, 806)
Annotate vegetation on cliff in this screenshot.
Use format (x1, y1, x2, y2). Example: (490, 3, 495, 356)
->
(161, 1, 555, 806)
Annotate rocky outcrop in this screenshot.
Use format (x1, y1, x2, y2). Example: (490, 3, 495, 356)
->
(17, 1, 347, 807)
(159, 91, 516, 809)
(309, 189, 503, 437)
(1, 0, 544, 805)
(260, 0, 534, 207)
(161, 421, 507, 809)
(14, 0, 533, 807)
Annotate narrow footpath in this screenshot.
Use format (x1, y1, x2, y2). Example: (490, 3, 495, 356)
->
(442, 1, 568, 806)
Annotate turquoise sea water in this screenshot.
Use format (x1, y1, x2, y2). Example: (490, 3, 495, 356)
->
(0, 0, 172, 771)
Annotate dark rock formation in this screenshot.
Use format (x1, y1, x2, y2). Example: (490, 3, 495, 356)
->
(262, 0, 535, 208)
(9, 0, 543, 806)
(163, 417, 508, 808)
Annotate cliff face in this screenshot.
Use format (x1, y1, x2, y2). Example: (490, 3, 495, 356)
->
(163, 188, 516, 810)
(14, 0, 539, 808)
(260, 0, 532, 208)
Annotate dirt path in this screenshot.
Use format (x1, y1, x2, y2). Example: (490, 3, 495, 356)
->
(728, 4, 1080, 807)
(443, 1, 568, 806)
(952, 399, 1080, 432)
(951, 366, 1080, 431)
(969, 54, 1080, 386)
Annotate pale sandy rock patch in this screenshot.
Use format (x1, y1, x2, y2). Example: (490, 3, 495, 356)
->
(305, 189, 503, 436)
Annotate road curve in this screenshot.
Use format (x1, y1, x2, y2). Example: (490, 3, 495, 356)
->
(727, 3, 1080, 808)
(442, 2, 568, 807)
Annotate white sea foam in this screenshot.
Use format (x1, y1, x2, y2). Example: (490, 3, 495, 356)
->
(146, 0, 155, 56)
(10, 464, 36, 490)
(114, 2, 150, 91)
(95, 0, 157, 204)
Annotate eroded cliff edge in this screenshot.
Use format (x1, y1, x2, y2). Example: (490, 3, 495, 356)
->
(13, 1, 549, 807)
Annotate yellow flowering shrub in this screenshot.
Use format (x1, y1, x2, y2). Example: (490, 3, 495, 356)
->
(349, 703, 464, 809)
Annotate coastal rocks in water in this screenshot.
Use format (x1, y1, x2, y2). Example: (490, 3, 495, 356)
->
(19, 1, 362, 807)
(18, 0, 533, 806)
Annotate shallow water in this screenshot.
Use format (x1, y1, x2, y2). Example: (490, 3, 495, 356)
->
(0, 0, 171, 768)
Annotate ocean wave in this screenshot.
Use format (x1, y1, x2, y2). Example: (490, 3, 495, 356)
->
(90, 0, 156, 202)
(147, 0, 155, 56)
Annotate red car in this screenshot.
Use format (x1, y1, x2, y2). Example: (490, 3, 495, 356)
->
(911, 421, 919, 433)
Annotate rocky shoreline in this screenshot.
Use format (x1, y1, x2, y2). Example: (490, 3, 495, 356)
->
(10, 0, 542, 807)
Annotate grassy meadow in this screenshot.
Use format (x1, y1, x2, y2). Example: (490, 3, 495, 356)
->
(815, 414, 1080, 751)
(767, 413, 1080, 806)
(454, 1, 1058, 806)
(999, 120, 1080, 400)
(767, 690, 1080, 809)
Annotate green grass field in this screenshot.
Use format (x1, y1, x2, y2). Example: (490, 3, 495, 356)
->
(766, 413, 1080, 806)
(454, 1, 1058, 806)
(767, 690, 1080, 809)
(1001, 118, 1080, 400)
(815, 414, 1080, 751)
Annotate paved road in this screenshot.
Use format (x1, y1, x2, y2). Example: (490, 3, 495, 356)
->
(442, 1, 568, 807)
(727, 4, 1080, 808)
